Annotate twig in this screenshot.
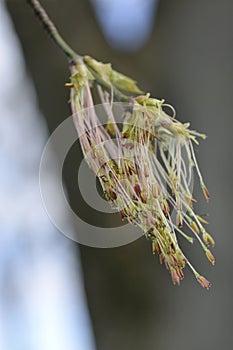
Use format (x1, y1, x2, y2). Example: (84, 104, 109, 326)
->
(27, 0, 130, 102)
(27, 0, 80, 63)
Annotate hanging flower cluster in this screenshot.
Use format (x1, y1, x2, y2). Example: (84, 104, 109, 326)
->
(67, 56, 214, 289)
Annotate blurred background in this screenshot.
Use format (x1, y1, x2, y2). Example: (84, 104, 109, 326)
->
(2, 0, 233, 349)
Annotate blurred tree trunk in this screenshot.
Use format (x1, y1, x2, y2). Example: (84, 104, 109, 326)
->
(7, 1, 233, 350)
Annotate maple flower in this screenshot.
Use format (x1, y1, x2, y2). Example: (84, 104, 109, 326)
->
(67, 57, 214, 289)
(27, 0, 214, 290)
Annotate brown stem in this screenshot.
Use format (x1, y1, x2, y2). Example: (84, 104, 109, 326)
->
(27, 0, 80, 63)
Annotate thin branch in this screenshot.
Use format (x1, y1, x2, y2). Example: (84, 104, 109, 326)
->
(27, 0, 130, 102)
(27, 0, 80, 63)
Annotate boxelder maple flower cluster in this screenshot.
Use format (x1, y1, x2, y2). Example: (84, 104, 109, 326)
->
(27, 0, 215, 288)
(67, 56, 214, 289)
